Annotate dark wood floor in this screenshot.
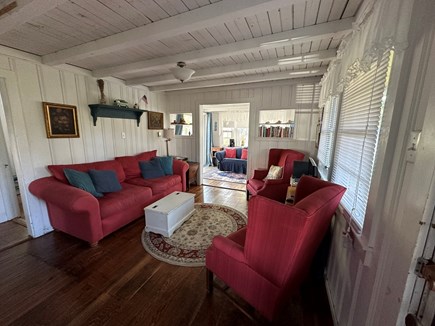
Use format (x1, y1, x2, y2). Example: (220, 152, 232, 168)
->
(0, 185, 333, 326)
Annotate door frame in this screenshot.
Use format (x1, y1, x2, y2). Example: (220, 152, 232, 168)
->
(197, 101, 252, 185)
(0, 89, 20, 223)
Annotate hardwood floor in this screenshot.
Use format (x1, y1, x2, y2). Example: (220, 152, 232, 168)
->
(0, 186, 333, 326)
(0, 219, 29, 252)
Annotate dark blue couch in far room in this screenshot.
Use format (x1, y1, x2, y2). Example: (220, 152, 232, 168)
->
(215, 147, 247, 174)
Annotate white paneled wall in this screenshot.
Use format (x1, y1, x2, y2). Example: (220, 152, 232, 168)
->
(164, 79, 320, 178)
(0, 50, 166, 237)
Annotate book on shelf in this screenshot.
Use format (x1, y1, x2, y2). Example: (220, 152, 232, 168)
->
(258, 125, 294, 138)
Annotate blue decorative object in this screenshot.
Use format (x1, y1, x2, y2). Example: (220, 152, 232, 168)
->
(139, 160, 165, 179)
(63, 168, 103, 197)
(88, 169, 122, 193)
(154, 156, 173, 175)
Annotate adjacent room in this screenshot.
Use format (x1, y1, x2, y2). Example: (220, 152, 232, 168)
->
(0, 0, 434, 325)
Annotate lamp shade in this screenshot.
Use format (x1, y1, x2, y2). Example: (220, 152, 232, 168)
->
(171, 62, 195, 82)
(163, 128, 175, 140)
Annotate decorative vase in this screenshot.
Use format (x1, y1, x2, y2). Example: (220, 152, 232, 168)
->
(97, 79, 106, 104)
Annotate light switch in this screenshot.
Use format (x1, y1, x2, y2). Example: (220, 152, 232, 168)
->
(121, 132, 126, 139)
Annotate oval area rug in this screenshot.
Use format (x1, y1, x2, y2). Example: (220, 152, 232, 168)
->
(141, 203, 247, 267)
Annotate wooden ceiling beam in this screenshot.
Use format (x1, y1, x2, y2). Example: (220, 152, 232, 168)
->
(0, 0, 67, 36)
(94, 18, 353, 78)
(126, 49, 336, 86)
(41, 0, 305, 65)
(148, 67, 327, 92)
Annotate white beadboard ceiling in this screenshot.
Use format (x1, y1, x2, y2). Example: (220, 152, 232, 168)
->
(0, 0, 362, 91)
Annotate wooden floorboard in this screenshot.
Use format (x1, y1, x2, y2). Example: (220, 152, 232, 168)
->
(0, 185, 333, 326)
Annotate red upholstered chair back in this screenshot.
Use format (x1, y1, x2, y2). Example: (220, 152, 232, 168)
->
(244, 176, 346, 288)
(266, 149, 305, 181)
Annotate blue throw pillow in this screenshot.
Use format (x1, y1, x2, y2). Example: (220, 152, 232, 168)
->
(88, 169, 122, 193)
(139, 160, 165, 179)
(154, 156, 173, 175)
(63, 168, 103, 198)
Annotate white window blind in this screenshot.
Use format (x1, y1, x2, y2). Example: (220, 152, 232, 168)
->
(331, 50, 393, 231)
(317, 95, 340, 180)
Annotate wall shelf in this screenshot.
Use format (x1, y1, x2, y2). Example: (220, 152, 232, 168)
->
(88, 104, 146, 127)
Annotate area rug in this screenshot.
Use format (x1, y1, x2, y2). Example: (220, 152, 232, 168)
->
(203, 168, 247, 184)
(141, 203, 247, 267)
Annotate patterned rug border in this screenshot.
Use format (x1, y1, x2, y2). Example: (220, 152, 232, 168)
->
(141, 203, 247, 267)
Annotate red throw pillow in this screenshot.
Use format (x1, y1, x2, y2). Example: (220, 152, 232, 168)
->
(225, 148, 237, 158)
(241, 148, 248, 160)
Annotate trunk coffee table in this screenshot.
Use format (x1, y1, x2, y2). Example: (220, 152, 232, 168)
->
(144, 191, 195, 237)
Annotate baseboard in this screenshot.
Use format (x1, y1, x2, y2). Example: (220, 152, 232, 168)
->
(324, 277, 340, 326)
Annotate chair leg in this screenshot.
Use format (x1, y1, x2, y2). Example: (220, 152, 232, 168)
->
(246, 190, 250, 201)
(206, 268, 214, 294)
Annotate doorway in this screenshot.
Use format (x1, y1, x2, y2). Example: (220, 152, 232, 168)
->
(199, 103, 250, 191)
(0, 82, 28, 250)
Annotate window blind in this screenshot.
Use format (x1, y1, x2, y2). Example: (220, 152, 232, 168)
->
(317, 95, 340, 180)
(331, 50, 393, 230)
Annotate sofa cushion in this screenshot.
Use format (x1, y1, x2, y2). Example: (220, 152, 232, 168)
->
(139, 160, 165, 179)
(63, 168, 103, 198)
(98, 183, 152, 219)
(89, 169, 122, 193)
(127, 175, 181, 195)
(241, 148, 248, 160)
(115, 150, 157, 179)
(225, 148, 237, 158)
(265, 165, 283, 180)
(154, 156, 173, 175)
(48, 160, 125, 184)
(93, 161, 126, 182)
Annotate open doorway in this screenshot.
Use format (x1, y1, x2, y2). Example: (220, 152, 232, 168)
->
(200, 103, 250, 191)
(0, 82, 28, 251)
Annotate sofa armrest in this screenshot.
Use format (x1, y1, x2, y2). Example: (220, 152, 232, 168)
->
(29, 177, 100, 213)
(29, 176, 103, 244)
(215, 150, 226, 162)
(173, 159, 189, 191)
(211, 235, 247, 263)
(252, 168, 268, 180)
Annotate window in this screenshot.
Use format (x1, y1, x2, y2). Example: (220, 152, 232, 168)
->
(317, 95, 340, 179)
(331, 50, 393, 231)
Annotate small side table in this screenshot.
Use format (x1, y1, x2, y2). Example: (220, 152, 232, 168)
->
(187, 162, 199, 189)
(285, 185, 297, 205)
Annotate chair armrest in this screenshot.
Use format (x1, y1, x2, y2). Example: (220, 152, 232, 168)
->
(29, 177, 99, 213)
(211, 235, 247, 263)
(172, 159, 189, 191)
(252, 169, 268, 180)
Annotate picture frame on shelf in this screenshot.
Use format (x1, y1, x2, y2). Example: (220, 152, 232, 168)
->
(42, 102, 80, 138)
(148, 111, 164, 130)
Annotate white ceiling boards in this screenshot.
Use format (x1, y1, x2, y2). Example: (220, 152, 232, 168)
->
(0, 0, 363, 91)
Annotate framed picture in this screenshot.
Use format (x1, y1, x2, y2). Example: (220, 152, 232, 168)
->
(42, 102, 80, 138)
(148, 111, 163, 130)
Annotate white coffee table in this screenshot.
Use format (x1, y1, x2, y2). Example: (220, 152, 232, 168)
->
(144, 191, 195, 237)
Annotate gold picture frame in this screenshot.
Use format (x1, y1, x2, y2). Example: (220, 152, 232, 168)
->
(148, 111, 164, 130)
(43, 102, 80, 138)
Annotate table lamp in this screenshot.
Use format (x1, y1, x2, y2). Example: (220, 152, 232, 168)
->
(163, 128, 175, 156)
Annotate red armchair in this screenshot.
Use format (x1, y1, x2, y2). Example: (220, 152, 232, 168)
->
(246, 148, 305, 202)
(206, 176, 346, 321)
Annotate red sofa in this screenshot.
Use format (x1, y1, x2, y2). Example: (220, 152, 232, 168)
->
(29, 150, 189, 246)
